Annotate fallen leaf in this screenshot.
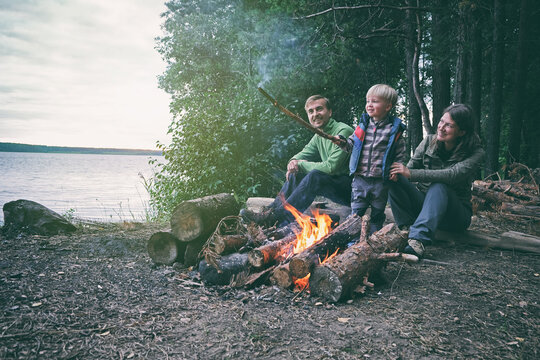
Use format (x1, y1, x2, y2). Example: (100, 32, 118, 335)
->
(315, 302, 323, 306)
(338, 317, 350, 323)
(519, 301, 527, 307)
(98, 331, 110, 336)
(31, 302, 42, 307)
(515, 337, 525, 342)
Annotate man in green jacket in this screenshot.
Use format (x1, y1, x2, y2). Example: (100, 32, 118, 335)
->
(242, 95, 354, 226)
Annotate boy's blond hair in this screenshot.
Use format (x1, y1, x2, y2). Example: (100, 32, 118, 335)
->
(366, 84, 398, 107)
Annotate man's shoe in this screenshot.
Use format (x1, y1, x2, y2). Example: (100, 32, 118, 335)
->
(403, 239, 425, 258)
(240, 208, 277, 227)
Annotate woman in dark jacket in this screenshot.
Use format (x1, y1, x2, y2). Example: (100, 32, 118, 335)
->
(388, 104, 485, 258)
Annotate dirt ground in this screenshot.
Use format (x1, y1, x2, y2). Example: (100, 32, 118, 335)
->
(1, 211, 538, 360)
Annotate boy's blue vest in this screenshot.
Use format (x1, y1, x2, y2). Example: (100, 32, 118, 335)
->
(349, 113, 406, 180)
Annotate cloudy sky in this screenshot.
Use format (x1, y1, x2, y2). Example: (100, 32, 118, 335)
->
(0, 0, 172, 150)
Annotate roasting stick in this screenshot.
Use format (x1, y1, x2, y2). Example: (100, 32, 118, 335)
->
(258, 87, 336, 141)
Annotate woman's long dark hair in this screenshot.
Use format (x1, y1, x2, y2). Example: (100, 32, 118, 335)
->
(435, 104, 482, 160)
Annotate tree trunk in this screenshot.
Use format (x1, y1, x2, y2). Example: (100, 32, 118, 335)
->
(485, 0, 505, 176)
(288, 215, 365, 279)
(309, 223, 408, 302)
(507, 0, 530, 166)
(431, 0, 451, 127)
(147, 231, 186, 265)
(170, 193, 239, 242)
(407, 0, 433, 135)
(405, 0, 424, 152)
(467, 4, 483, 138)
(453, 4, 469, 104)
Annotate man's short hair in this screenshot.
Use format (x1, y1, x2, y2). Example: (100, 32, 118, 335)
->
(366, 84, 398, 106)
(305, 95, 331, 110)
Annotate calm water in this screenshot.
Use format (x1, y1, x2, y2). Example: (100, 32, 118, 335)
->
(0, 152, 161, 224)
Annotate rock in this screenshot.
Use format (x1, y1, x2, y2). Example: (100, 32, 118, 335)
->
(2, 199, 77, 236)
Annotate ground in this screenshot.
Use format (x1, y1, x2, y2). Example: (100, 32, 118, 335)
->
(1, 212, 538, 360)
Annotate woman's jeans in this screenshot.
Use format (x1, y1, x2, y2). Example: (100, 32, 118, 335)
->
(388, 175, 472, 244)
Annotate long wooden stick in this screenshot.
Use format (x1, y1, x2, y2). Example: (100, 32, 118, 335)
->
(258, 87, 335, 141)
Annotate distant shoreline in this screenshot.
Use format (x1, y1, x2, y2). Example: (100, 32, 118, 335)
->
(0, 142, 162, 156)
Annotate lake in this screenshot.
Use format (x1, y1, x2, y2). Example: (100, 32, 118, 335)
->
(0, 152, 162, 225)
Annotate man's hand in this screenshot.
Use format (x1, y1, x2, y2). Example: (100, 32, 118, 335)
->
(286, 160, 302, 180)
(389, 162, 410, 181)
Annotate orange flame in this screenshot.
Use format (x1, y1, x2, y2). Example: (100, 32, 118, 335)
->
(320, 248, 340, 264)
(283, 203, 333, 256)
(292, 274, 310, 292)
(282, 201, 335, 291)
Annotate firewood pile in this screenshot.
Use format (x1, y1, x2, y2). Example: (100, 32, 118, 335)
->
(147, 193, 414, 302)
(147, 165, 540, 302)
(472, 165, 539, 222)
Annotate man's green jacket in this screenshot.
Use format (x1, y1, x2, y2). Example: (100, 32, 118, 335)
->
(291, 118, 353, 176)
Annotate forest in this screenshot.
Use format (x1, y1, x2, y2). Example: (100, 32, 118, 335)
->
(147, 0, 540, 217)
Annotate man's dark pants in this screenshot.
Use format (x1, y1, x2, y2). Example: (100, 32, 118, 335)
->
(269, 169, 352, 225)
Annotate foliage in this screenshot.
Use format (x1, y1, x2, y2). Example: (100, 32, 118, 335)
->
(148, 0, 540, 217)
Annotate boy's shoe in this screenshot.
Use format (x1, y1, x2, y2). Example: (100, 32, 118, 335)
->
(403, 239, 425, 258)
(240, 208, 277, 227)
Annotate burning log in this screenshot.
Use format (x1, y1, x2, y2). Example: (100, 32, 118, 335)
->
(247, 233, 297, 268)
(288, 215, 365, 279)
(309, 223, 408, 302)
(147, 231, 186, 265)
(170, 193, 240, 243)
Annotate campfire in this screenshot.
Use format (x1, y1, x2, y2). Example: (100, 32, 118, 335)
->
(147, 192, 415, 302)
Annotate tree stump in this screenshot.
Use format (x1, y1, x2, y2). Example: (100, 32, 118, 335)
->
(170, 193, 239, 243)
(309, 223, 408, 302)
(147, 231, 186, 265)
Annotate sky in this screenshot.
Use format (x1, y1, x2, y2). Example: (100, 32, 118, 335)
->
(0, 0, 172, 150)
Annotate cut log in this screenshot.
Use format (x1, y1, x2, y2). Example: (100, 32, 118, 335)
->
(232, 265, 277, 289)
(288, 215, 364, 279)
(213, 234, 248, 255)
(170, 193, 239, 242)
(269, 263, 292, 289)
(472, 184, 516, 206)
(183, 240, 205, 267)
(247, 233, 297, 268)
(500, 202, 540, 218)
(198, 253, 249, 285)
(309, 223, 408, 302)
(435, 229, 540, 254)
(147, 231, 186, 265)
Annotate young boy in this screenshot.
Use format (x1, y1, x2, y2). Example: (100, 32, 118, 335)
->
(334, 84, 406, 234)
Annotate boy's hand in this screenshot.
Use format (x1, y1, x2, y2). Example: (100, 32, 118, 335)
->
(331, 135, 346, 147)
(286, 160, 303, 180)
(389, 162, 410, 181)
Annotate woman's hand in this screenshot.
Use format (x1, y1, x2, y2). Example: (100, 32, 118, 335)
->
(389, 162, 410, 181)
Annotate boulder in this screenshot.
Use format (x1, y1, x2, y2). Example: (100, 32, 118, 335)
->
(2, 199, 77, 236)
